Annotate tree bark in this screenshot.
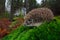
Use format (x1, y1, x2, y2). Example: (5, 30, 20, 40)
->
(0, 0, 5, 17)
(10, 0, 23, 21)
(25, 0, 29, 13)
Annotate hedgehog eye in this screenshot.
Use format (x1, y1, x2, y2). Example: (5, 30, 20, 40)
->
(28, 19, 31, 21)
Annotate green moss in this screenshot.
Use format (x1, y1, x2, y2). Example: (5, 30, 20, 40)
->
(2, 17, 60, 40)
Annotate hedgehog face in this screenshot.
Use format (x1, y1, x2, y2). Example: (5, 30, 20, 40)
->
(26, 19, 32, 25)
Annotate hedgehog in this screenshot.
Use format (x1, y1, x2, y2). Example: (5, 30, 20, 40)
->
(24, 8, 54, 26)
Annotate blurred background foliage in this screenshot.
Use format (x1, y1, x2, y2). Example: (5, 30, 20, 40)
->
(0, 0, 60, 20)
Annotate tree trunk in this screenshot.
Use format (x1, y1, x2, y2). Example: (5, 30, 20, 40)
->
(10, 0, 15, 21)
(10, 0, 23, 21)
(0, 0, 5, 17)
(25, 0, 29, 13)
